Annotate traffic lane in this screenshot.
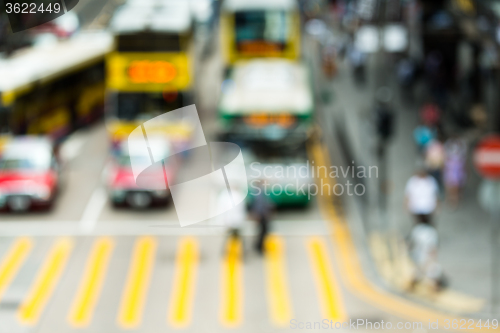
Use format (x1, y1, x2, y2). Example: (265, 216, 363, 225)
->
(0, 124, 108, 223)
(97, 126, 323, 227)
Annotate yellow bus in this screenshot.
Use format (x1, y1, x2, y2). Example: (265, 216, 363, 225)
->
(220, 0, 301, 68)
(105, 0, 195, 144)
(0, 32, 112, 142)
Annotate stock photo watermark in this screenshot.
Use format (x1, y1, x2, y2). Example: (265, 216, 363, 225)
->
(4, 0, 79, 32)
(127, 105, 249, 227)
(249, 161, 378, 199)
(290, 318, 499, 330)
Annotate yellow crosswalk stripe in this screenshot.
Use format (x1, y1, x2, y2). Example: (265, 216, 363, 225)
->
(220, 237, 243, 327)
(264, 235, 293, 326)
(117, 236, 157, 329)
(18, 238, 74, 326)
(306, 237, 346, 321)
(168, 237, 199, 328)
(68, 237, 114, 327)
(0, 238, 32, 302)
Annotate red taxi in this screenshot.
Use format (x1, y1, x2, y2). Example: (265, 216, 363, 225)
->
(0, 137, 60, 212)
(106, 137, 177, 209)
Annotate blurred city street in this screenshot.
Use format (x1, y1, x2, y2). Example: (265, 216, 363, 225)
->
(1, 0, 500, 332)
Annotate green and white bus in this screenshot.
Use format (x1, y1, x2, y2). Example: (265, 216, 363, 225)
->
(218, 59, 314, 207)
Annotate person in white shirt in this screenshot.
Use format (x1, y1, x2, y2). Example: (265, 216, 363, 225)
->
(405, 168, 440, 224)
(217, 187, 247, 256)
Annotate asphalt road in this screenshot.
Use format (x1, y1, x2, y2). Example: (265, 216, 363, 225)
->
(0, 27, 343, 333)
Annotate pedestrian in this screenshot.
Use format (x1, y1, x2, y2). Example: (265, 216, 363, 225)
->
(397, 58, 416, 88)
(424, 136, 445, 194)
(347, 44, 366, 84)
(424, 51, 447, 109)
(250, 180, 274, 255)
(404, 166, 439, 224)
(420, 102, 441, 129)
(443, 136, 467, 207)
(397, 58, 416, 103)
(321, 43, 337, 79)
(407, 218, 446, 292)
(413, 124, 435, 153)
(217, 187, 246, 255)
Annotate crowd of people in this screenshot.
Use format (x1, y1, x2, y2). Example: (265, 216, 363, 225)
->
(405, 100, 469, 292)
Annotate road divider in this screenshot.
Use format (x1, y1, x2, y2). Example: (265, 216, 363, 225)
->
(79, 187, 107, 234)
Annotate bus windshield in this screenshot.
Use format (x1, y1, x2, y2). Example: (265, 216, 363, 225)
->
(234, 10, 288, 45)
(113, 92, 184, 121)
(243, 139, 307, 163)
(116, 34, 183, 52)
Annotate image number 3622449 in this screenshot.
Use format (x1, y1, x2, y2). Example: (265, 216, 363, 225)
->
(4, 0, 79, 33)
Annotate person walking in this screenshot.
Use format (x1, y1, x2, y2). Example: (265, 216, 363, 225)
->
(443, 136, 467, 207)
(413, 123, 435, 154)
(217, 188, 246, 256)
(424, 136, 446, 194)
(404, 166, 440, 224)
(407, 218, 446, 292)
(420, 102, 442, 129)
(250, 180, 274, 255)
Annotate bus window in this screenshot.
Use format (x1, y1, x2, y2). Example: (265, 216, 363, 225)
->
(114, 92, 184, 122)
(234, 10, 288, 51)
(116, 34, 184, 52)
(0, 107, 9, 133)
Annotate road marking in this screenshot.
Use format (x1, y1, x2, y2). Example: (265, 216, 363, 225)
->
(264, 235, 293, 326)
(220, 237, 243, 327)
(68, 237, 114, 327)
(309, 139, 498, 332)
(59, 132, 87, 162)
(79, 187, 107, 234)
(18, 238, 74, 326)
(0, 238, 32, 302)
(0, 220, 328, 236)
(168, 237, 199, 328)
(117, 237, 157, 329)
(306, 237, 346, 321)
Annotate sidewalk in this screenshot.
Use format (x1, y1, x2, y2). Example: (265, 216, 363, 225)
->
(311, 31, 494, 314)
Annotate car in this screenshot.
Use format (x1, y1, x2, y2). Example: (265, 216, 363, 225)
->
(0, 137, 60, 212)
(106, 136, 178, 209)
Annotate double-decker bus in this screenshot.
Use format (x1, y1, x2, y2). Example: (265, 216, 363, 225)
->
(105, 0, 195, 145)
(217, 59, 314, 207)
(0, 31, 112, 142)
(220, 0, 301, 69)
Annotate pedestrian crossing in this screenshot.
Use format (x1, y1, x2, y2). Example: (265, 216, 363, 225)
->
(0, 235, 346, 330)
